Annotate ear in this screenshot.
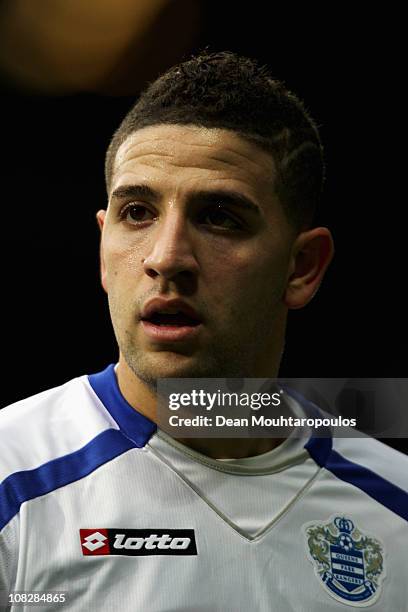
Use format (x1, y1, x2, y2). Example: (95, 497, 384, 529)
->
(284, 227, 334, 309)
(96, 210, 108, 294)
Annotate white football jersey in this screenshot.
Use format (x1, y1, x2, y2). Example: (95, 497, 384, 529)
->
(0, 364, 407, 611)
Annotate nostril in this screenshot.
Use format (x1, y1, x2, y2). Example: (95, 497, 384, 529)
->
(145, 267, 159, 279)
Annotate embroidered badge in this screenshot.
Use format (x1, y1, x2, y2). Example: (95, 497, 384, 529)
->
(303, 516, 386, 607)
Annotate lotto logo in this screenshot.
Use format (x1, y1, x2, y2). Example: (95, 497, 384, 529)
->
(79, 528, 197, 556)
(80, 529, 110, 555)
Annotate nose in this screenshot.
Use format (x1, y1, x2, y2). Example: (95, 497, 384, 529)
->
(142, 212, 199, 282)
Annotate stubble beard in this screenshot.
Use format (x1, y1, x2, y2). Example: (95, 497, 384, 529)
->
(110, 290, 286, 392)
(119, 330, 251, 393)
(118, 319, 282, 394)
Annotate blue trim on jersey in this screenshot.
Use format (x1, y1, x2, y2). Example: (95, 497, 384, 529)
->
(0, 428, 135, 531)
(287, 386, 408, 521)
(88, 364, 157, 447)
(308, 445, 408, 522)
(304, 435, 333, 465)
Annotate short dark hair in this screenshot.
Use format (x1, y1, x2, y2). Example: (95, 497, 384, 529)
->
(105, 51, 325, 229)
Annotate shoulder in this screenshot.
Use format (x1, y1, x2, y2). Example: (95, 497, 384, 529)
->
(305, 433, 408, 522)
(0, 370, 140, 533)
(290, 387, 408, 495)
(0, 373, 117, 483)
(332, 435, 408, 493)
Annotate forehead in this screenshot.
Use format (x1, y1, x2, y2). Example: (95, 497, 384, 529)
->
(111, 124, 277, 196)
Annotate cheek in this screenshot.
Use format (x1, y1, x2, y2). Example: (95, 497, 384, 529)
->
(205, 240, 290, 302)
(103, 234, 144, 289)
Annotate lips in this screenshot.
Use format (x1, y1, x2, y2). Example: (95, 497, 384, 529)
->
(140, 298, 202, 326)
(139, 298, 203, 342)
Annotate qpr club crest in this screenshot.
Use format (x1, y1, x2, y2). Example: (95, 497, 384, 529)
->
(303, 516, 386, 607)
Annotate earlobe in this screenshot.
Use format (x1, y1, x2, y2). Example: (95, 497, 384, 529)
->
(284, 228, 334, 310)
(96, 210, 108, 293)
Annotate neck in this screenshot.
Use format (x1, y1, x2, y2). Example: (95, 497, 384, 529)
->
(170, 437, 285, 459)
(115, 355, 289, 460)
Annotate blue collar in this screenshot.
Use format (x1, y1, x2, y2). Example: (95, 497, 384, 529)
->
(88, 364, 157, 448)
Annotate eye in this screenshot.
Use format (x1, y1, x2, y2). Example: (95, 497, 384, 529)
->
(120, 203, 156, 225)
(199, 205, 242, 231)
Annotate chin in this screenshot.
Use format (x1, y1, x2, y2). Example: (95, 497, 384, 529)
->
(130, 350, 209, 383)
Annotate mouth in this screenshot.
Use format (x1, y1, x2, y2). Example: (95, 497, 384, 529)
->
(142, 311, 201, 327)
(140, 300, 203, 342)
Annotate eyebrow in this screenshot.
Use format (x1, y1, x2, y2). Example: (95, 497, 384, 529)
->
(190, 190, 260, 214)
(110, 184, 260, 215)
(110, 184, 158, 202)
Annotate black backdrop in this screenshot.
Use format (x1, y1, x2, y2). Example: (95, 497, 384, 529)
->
(0, 3, 405, 451)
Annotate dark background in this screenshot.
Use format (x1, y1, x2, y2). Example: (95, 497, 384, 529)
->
(0, 2, 405, 451)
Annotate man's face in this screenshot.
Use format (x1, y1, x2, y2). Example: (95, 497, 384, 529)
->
(98, 124, 299, 383)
